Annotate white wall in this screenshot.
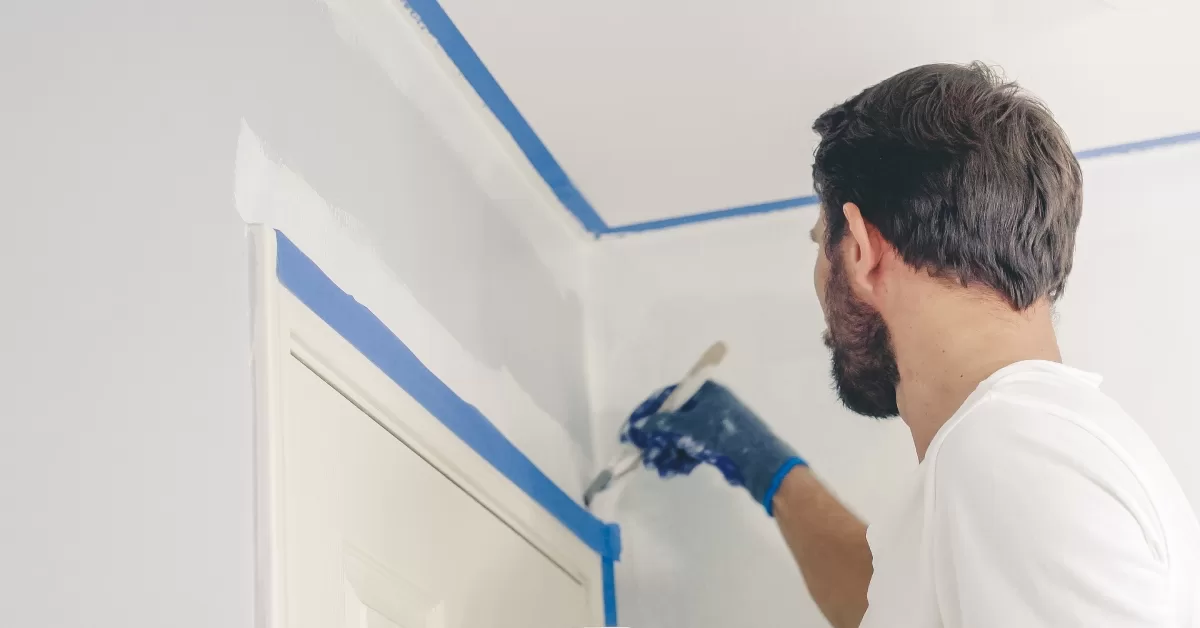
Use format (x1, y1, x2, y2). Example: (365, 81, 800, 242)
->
(586, 144, 1200, 627)
(231, 0, 597, 494)
(6, 2, 1196, 627)
(0, 4, 257, 626)
(1056, 142, 1200, 508)
(0, 1, 593, 626)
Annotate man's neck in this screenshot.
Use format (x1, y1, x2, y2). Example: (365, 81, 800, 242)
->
(891, 291, 1061, 460)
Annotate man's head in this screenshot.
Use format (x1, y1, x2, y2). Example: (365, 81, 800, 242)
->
(810, 62, 1083, 418)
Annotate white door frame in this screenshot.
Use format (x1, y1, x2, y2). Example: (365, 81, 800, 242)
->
(249, 226, 608, 627)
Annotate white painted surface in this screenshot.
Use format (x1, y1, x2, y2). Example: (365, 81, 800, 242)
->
(1055, 142, 1200, 509)
(228, 0, 597, 495)
(1, 4, 257, 627)
(258, 272, 607, 627)
(235, 121, 591, 495)
(585, 146, 1200, 626)
(437, 0, 1200, 227)
(6, 1, 1197, 626)
(1, 1, 596, 626)
(280, 354, 590, 628)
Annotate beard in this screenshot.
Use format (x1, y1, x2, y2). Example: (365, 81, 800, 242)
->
(822, 253, 901, 419)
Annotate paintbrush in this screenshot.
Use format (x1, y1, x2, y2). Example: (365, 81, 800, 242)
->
(582, 341, 728, 509)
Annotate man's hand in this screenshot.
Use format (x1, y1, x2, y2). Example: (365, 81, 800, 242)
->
(620, 381, 807, 513)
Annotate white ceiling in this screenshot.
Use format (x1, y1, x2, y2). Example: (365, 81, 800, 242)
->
(434, 0, 1200, 232)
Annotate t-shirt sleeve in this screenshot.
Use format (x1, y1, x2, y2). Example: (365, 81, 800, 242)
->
(930, 397, 1171, 628)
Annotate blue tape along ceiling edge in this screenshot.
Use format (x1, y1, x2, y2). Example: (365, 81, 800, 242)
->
(398, 1, 1200, 236)
(274, 230, 620, 561)
(604, 195, 819, 235)
(401, 0, 606, 235)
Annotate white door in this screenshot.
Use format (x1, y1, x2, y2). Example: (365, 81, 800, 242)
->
(280, 354, 591, 628)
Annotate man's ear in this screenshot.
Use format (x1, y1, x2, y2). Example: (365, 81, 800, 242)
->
(842, 202, 887, 298)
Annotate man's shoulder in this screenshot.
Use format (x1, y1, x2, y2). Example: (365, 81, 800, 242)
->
(931, 363, 1139, 474)
(927, 369, 1172, 547)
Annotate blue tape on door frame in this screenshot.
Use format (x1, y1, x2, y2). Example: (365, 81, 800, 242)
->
(275, 231, 621, 561)
(602, 556, 618, 626)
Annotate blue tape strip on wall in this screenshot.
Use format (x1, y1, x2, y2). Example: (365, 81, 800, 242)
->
(1074, 130, 1200, 160)
(398, 1, 1200, 238)
(402, 0, 607, 235)
(602, 557, 618, 626)
(275, 231, 621, 561)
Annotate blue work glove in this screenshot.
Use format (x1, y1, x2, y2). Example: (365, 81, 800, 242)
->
(620, 381, 807, 516)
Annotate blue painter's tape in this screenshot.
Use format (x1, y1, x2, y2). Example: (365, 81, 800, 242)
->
(600, 129, 1200, 235)
(275, 231, 620, 560)
(604, 522, 622, 559)
(602, 556, 618, 626)
(402, 0, 1200, 237)
(604, 195, 820, 235)
(1075, 130, 1200, 160)
(401, 0, 608, 235)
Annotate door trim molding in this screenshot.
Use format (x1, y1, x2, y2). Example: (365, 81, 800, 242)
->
(251, 226, 616, 626)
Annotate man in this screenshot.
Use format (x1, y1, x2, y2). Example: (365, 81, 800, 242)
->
(621, 63, 1200, 628)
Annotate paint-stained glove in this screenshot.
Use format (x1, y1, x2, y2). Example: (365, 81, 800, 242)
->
(620, 381, 807, 515)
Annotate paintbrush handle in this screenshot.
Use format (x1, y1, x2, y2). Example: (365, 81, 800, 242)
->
(610, 341, 727, 477)
(583, 341, 728, 507)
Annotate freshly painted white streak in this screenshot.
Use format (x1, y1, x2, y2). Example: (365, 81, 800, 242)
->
(584, 145, 1200, 628)
(322, 0, 594, 260)
(236, 122, 589, 496)
(242, 0, 599, 496)
(242, 0, 600, 491)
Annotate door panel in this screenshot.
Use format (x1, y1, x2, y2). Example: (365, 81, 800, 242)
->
(282, 355, 588, 628)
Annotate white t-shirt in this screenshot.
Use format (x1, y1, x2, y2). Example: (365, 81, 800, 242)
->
(861, 360, 1200, 628)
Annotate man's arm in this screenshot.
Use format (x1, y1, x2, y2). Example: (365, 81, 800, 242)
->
(621, 381, 873, 627)
(774, 467, 872, 628)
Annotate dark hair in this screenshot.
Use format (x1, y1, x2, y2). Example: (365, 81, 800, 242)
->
(812, 62, 1083, 310)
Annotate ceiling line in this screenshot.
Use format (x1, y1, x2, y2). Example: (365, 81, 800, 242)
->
(605, 129, 1200, 236)
(603, 195, 820, 236)
(401, 0, 1200, 237)
(1074, 130, 1200, 160)
(403, 0, 608, 234)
